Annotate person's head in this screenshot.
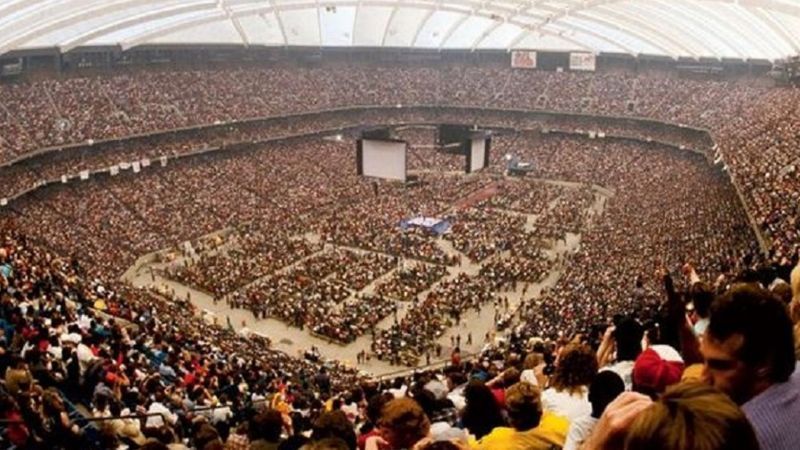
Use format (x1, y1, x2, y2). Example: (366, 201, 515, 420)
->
(193, 423, 222, 450)
(379, 397, 430, 449)
(308, 437, 350, 450)
(624, 382, 759, 450)
(311, 410, 356, 450)
(690, 282, 714, 319)
(278, 434, 310, 450)
(249, 409, 283, 443)
(702, 284, 796, 404)
(632, 345, 684, 398)
(139, 441, 170, 450)
(499, 367, 520, 388)
(523, 352, 544, 370)
(588, 371, 625, 418)
(550, 343, 598, 394)
(614, 317, 644, 361)
(505, 382, 542, 432)
(366, 392, 393, 425)
(461, 379, 505, 438)
(41, 388, 65, 416)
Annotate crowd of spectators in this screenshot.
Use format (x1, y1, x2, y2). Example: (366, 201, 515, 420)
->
(0, 226, 369, 450)
(233, 267, 373, 344)
(2, 60, 800, 450)
(4, 214, 798, 450)
(2, 128, 762, 363)
(372, 273, 497, 366)
(2, 63, 797, 261)
(444, 208, 526, 262)
(373, 264, 448, 303)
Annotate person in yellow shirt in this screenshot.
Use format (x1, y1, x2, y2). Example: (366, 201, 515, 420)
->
(473, 381, 568, 450)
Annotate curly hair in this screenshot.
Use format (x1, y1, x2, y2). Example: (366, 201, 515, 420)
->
(379, 397, 431, 449)
(549, 343, 598, 395)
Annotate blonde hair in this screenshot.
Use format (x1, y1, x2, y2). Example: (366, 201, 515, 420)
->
(624, 382, 759, 450)
(523, 352, 544, 370)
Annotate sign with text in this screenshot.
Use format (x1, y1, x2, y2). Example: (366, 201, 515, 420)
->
(511, 51, 537, 69)
(570, 52, 596, 71)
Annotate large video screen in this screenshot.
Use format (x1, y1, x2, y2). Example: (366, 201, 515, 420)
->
(469, 138, 487, 173)
(359, 139, 407, 181)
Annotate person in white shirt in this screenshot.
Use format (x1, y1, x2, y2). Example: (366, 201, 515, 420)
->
(597, 317, 644, 391)
(542, 343, 597, 422)
(145, 391, 179, 429)
(563, 370, 625, 450)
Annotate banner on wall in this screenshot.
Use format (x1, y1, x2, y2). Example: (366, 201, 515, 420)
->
(0, 198, 7, 206)
(79, 170, 89, 180)
(141, 158, 151, 167)
(61, 175, 68, 183)
(570, 52, 596, 71)
(132, 161, 141, 173)
(110, 165, 119, 176)
(160, 156, 168, 167)
(511, 50, 537, 69)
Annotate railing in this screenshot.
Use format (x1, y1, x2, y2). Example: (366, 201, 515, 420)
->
(0, 104, 766, 254)
(374, 349, 484, 381)
(0, 103, 712, 169)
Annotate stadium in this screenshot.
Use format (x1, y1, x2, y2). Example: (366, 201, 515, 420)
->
(0, 1, 799, 449)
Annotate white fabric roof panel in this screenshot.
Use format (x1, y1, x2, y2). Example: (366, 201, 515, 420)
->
(353, 6, 394, 46)
(1, 0, 799, 60)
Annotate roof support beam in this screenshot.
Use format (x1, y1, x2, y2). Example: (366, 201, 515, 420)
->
(411, 6, 436, 46)
(351, 0, 361, 45)
(437, 12, 470, 49)
(510, 2, 639, 55)
(220, 0, 250, 47)
(268, 0, 288, 46)
(695, 2, 780, 59)
(58, 2, 219, 53)
(470, 17, 504, 51)
(316, 0, 323, 46)
(571, 11, 679, 58)
(505, 27, 596, 53)
(753, 8, 800, 55)
(0, 0, 166, 55)
(259, 12, 287, 46)
(589, 6, 700, 59)
(21, 0, 795, 61)
(642, 0, 736, 59)
(380, 2, 400, 46)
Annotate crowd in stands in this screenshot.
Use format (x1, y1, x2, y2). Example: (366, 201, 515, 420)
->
(0, 226, 367, 450)
(444, 208, 526, 262)
(169, 235, 321, 298)
(480, 255, 550, 290)
(3, 220, 798, 450)
(2, 130, 761, 362)
(0, 107, 707, 204)
(373, 264, 448, 303)
(2, 62, 798, 260)
(2, 61, 800, 449)
(372, 273, 497, 366)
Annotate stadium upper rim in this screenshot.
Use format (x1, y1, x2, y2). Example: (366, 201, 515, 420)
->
(2, 0, 800, 62)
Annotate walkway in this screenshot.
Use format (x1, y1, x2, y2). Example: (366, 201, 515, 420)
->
(122, 177, 612, 376)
